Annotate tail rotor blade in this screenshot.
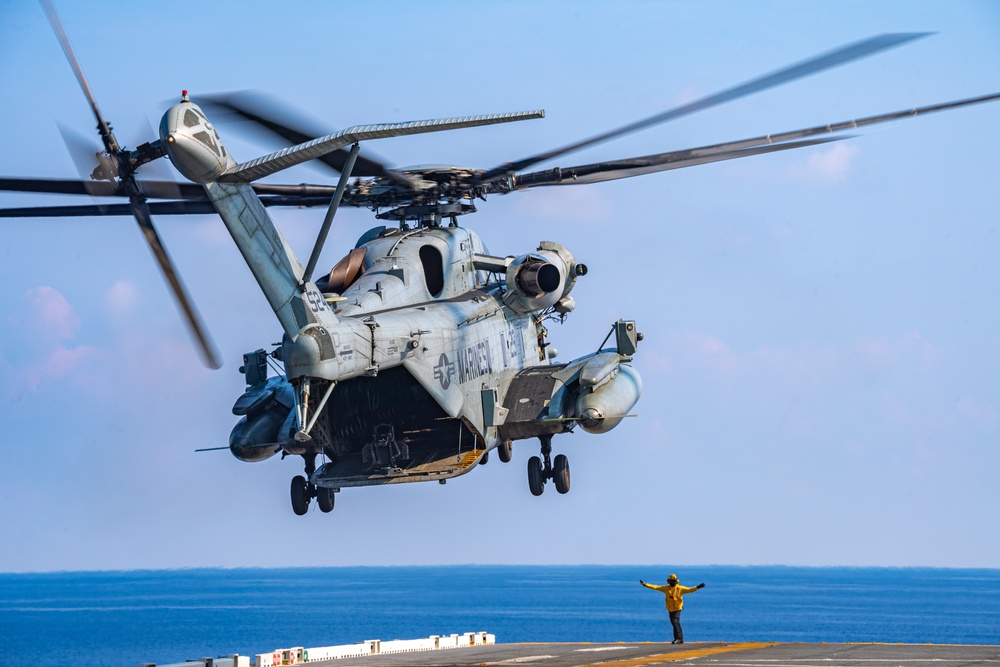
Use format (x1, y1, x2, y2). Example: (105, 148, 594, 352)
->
(41, 0, 221, 369)
(127, 188, 222, 369)
(57, 123, 113, 191)
(40, 0, 119, 154)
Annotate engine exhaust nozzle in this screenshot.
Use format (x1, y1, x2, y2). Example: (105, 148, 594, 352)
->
(516, 260, 562, 296)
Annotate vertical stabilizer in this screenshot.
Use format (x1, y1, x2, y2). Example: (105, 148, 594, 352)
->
(160, 97, 337, 340)
(204, 181, 338, 339)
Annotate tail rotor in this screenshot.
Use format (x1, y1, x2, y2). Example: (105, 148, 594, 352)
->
(40, 0, 221, 369)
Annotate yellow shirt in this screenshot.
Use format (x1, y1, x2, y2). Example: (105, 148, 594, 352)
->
(642, 581, 699, 611)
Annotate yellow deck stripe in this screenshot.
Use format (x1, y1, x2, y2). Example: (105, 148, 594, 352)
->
(583, 642, 778, 667)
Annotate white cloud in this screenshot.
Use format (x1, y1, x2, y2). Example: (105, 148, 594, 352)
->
(2, 286, 101, 393)
(18, 286, 79, 341)
(35, 345, 93, 383)
(785, 143, 860, 184)
(104, 280, 139, 319)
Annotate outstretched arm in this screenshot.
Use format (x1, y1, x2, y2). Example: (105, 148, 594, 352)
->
(640, 580, 666, 592)
(679, 583, 705, 594)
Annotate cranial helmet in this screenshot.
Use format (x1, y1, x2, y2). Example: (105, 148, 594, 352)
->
(667, 573, 678, 582)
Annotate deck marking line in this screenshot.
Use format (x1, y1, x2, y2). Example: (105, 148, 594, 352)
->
(577, 648, 637, 653)
(684, 663, 910, 667)
(683, 663, 994, 667)
(582, 643, 779, 667)
(479, 656, 558, 665)
(707, 660, 988, 664)
(757, 660, 989, 663)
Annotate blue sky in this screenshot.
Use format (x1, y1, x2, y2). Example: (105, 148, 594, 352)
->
(0, 1, 998, 572)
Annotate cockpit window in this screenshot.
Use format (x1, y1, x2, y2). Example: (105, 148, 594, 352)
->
(420, 245, 444, 297)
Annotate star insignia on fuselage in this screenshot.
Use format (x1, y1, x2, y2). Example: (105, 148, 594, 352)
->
(433, 353, 456, 390)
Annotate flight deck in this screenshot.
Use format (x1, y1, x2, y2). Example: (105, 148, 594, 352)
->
(306, 641, 999, 667)
(149, 638, 1000, 667)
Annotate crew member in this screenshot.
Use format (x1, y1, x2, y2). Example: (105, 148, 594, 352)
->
(639, 573, 705, 644)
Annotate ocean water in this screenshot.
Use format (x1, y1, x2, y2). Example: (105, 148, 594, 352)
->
(1, 566, 998, 667)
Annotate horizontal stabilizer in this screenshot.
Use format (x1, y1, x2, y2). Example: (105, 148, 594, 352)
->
(219, 111, 545, 183)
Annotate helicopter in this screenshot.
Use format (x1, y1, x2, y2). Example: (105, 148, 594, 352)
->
(3, 3, 999, 516)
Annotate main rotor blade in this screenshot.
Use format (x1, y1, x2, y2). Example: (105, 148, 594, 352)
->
(0, 176, 122, 197)
(513, 137, 846, 187)
(510, 90, 1000, 188)
(0, 193, 360, 218)
(0, 201, 218, 217)
(0, 177, 346, 204)
(40, 0, 119, 154)
(0, 177, 343, 201)
(199, 92, 394, 178)
(1, 176, 205, 200)
(127, 193, 222, 369)
(251, 183, 336, 197)
(479, 33, 930, 183)
(220, 110, 544, 183)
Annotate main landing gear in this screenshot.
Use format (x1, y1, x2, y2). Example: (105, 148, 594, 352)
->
(290, 453, 335, 515)
(527, 435, 570, 496)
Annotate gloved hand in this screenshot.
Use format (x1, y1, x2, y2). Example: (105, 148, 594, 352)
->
(639, 579, 646, 585)
(696, 583, 706, 589)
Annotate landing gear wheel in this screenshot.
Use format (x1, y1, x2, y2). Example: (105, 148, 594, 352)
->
(528, 456, 545, 496)
(498, 440, 513, 463)
(317, 486, 335, 513)
(480, 450, 489, 465)
(290, 475, 310, 516)
(553, 454, 570, 494)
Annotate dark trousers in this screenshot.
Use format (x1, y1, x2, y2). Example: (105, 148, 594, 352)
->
(669, 610, 683, 643)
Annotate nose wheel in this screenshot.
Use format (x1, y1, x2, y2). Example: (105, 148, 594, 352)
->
(527, 435, 571, 496)
(290, 453, 336, 515)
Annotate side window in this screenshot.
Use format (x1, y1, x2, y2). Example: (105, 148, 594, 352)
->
(420, 245, 444, 297)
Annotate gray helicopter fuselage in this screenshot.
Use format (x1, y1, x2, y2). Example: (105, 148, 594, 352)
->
(311, 224, 547, 443)
(233, 224, 583, 488)
(160, 97, 642, 493)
